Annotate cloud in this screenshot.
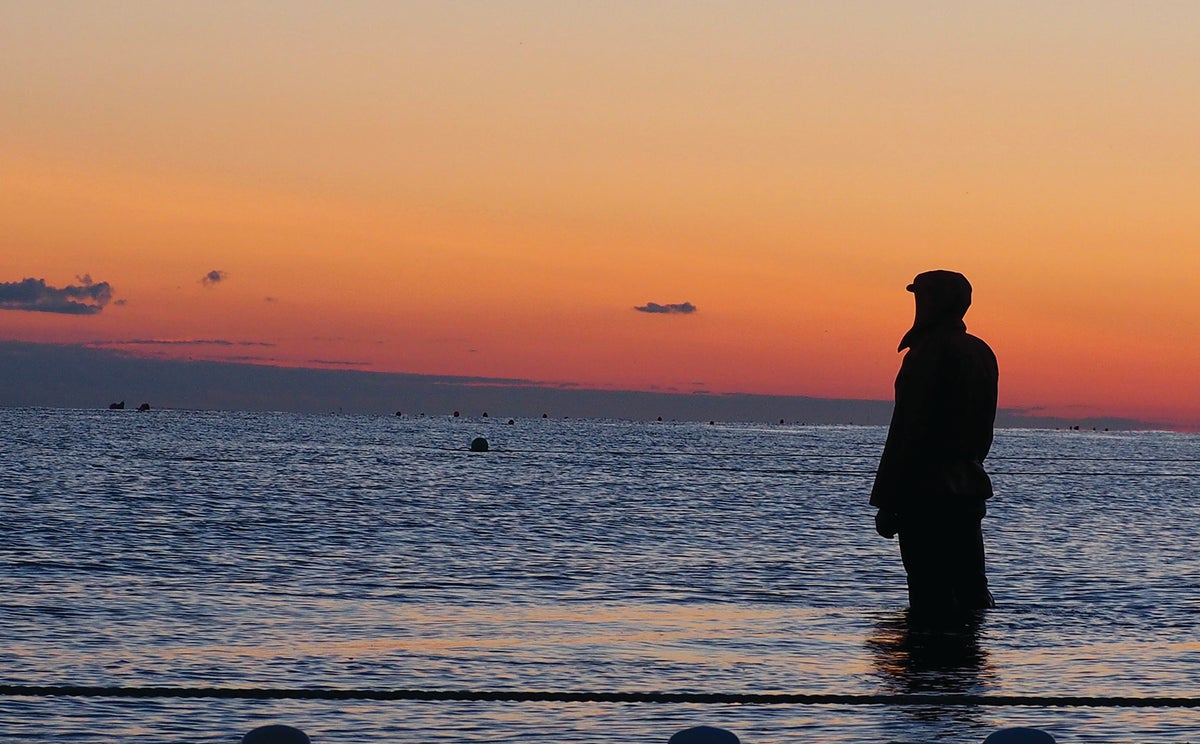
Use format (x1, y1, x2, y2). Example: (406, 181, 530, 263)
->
(201, 270, 227, 286)
(634, 301, 697, 315)
(0, 276, 113, 315)
(304, 358, 373, 368)
(112, 339, 276, 348)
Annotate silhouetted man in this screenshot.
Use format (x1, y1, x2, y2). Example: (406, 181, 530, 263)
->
(871, 270, 998, 614)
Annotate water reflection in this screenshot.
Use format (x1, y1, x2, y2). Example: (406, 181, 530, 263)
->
(867, 609, 995, 728)
(7, 411, 1200, 741)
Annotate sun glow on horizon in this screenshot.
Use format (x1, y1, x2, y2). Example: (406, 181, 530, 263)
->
(3, 3, 1199, 429)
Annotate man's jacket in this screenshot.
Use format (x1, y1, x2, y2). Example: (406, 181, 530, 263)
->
(870, 316, 998, 516)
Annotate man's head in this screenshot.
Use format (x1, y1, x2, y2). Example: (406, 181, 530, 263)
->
(898, 270, 973, 351)
(908, 269, 972, 321)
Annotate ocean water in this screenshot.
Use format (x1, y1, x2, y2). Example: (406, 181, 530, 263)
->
(2, 408, 1198, 743)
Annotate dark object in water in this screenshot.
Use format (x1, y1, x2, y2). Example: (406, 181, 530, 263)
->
(669, 726, 740, 744)
(395, 411, 402, 417)
(507, 419, 515, 425)
(983, 728, 1056, 744)
(242, 724, 310, 744)
(138, 403, 151, 411)
(470, 437, 489, 452)
(108, 401, 124, 410)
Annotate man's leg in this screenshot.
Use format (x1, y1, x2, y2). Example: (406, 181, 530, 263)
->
(898, 524, 959, 613)
(949, 518, 994, 609)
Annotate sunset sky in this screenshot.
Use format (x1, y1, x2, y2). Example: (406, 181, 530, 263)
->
(3, 2, 1199, 428)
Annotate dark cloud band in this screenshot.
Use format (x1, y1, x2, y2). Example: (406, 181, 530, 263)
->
(634, 301, 696, 315)
(0, 276, 113, 315)
(114, 339, 276, 348)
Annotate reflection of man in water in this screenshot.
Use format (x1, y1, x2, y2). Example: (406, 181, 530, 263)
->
(871, 270, 998, 613)
(866, 609, 994, 733)
(867, 609, 991, 694)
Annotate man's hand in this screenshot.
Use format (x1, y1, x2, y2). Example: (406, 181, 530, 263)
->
(875, 509, 899, 539)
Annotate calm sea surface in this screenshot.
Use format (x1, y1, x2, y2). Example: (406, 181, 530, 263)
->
(2, 408, 1198, 743)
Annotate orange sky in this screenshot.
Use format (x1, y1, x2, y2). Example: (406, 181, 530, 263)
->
(3, 2, 1199, 428)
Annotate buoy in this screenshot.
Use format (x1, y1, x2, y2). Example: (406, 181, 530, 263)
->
(470, 437, 489, 452)
(507, 419, 515, 425)
(983, 728, 1056, 744)
(395, 411, 402, 417)
(453, 411, 460, 418)
(138, 403, 151, 411)
(669, 726, 740, 744)
(482, 411, 489, 417)
(242, 724, 310, 744)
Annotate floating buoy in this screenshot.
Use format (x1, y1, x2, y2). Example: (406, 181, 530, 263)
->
(507, 419, 515, 425)
(242, 724, 310, 744)
(470, 437, 489, 452)
(983, 728, 1056, 744)
(138, 403, 151, 411)
(395, 411, 402, 417)
(669, 726, 740, 744)
(453, 411, 460, 418)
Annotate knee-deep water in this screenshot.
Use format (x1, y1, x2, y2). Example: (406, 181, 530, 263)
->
(2, 408, 1198, 742)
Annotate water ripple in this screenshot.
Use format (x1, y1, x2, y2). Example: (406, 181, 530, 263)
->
(3, 410, 1198, 741)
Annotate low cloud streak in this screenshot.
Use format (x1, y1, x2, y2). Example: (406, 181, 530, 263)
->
(110, 339, 276, 348)
(634, 301, 697, 315)
(0, 276, 113, 315)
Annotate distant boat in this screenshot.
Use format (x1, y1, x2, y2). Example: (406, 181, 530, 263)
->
(109, 401, 125, 410)
(137, 403, 151, 411)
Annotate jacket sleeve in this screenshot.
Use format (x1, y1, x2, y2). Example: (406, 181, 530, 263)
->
(870, 347, 940, 511)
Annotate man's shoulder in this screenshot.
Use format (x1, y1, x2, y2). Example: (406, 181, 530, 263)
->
(962, 332, 996, 357)
(916, 330, 997, 368)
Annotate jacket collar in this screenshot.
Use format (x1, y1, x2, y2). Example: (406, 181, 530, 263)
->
(898, 318, 967, 352)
